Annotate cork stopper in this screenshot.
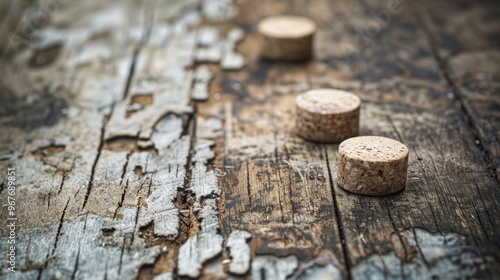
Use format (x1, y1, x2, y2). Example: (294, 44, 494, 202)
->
(337, 136, 409, 196)
(296, 89, 361, 143)
(258, 15, 317, 61)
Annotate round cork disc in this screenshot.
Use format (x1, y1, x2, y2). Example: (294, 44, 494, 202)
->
(337, 136, 409, 196)
(296, 89, 361, 143)
(257, 15, 317, 61)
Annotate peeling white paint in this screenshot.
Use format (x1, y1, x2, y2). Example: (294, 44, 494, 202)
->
(192, 65, 214, 99)
(227, 230, 252, 275)
(352, 228, 497, 280)
(296, 264, 342, 280)
(150, 115, 184, 153)
(178, 232, 224, 278)
(0, 0, 246, 278)
(202, 0, 238, 22)
(221, 52, 245, 70)
(0, 213, 160, 279)
(177, 139, 224, 277)
(197, 26, 221, 46)
(252, 255, 299, 280)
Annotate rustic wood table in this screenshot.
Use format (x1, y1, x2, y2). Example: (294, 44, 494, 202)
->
(1, 0, 499, 279)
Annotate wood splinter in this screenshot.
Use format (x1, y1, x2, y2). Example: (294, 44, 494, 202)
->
(337, 136, 409, 196)
(258, 15, 317, 61)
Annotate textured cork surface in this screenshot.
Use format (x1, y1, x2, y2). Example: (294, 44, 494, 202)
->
(258, 16, 316, 38)
(257, 15, 316, 61)
(296, 89, 361, 143)
(337, 136, 409, 196)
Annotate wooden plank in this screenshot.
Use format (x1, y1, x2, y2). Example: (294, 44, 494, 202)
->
(201, 0, 500, 279)
(1, 0, 499, 279)
(314, 0, 500, 278)
(0, 0, 251, 279)
(415, 0, 500, 182)
(0, 0, 199, 279)
(218, 91, 346, 266)
(200, 0, 346, 278)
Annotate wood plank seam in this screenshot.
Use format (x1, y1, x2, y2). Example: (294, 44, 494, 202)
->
(324, 145, 352, 279)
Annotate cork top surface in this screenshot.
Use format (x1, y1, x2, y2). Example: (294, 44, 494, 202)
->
(258, 15, 317, 38)
(296, 89, 361, 115)
(339, 136, 409, 162)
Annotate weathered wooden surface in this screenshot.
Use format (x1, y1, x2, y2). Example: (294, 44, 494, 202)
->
(417, 0, 500, 182)
(1, 0, 499, 279)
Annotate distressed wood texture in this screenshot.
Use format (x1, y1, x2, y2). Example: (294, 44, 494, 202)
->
(417, 0, 500, 182)
(1, 0, 499, 279)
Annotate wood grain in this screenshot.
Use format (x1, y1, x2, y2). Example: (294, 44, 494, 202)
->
(211, 0, 500, 278)
(416, 0, 500, 182)
(1, 0, 499, 279)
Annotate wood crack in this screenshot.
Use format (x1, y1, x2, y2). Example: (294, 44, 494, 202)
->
(123, 49, 139, 100)
(57, 173, 67, 195)
(70, 247, 81, 280)
(118, 234, 126, 276)
(81, 113, 109, 210)
(51, 198, 71, 257)
(421, 151, 447, 234)
(123, 0, 153, 100)
(383, 199, 407, 277)
(70, 214, 89, 280)
(138, 106, 198, 278)
(246, 161, 252, 207)
(114, 150, 133, 219)
(114, 179, 130, 220)
(324, 146, 351, 279)
(130, 197, 143, 246)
